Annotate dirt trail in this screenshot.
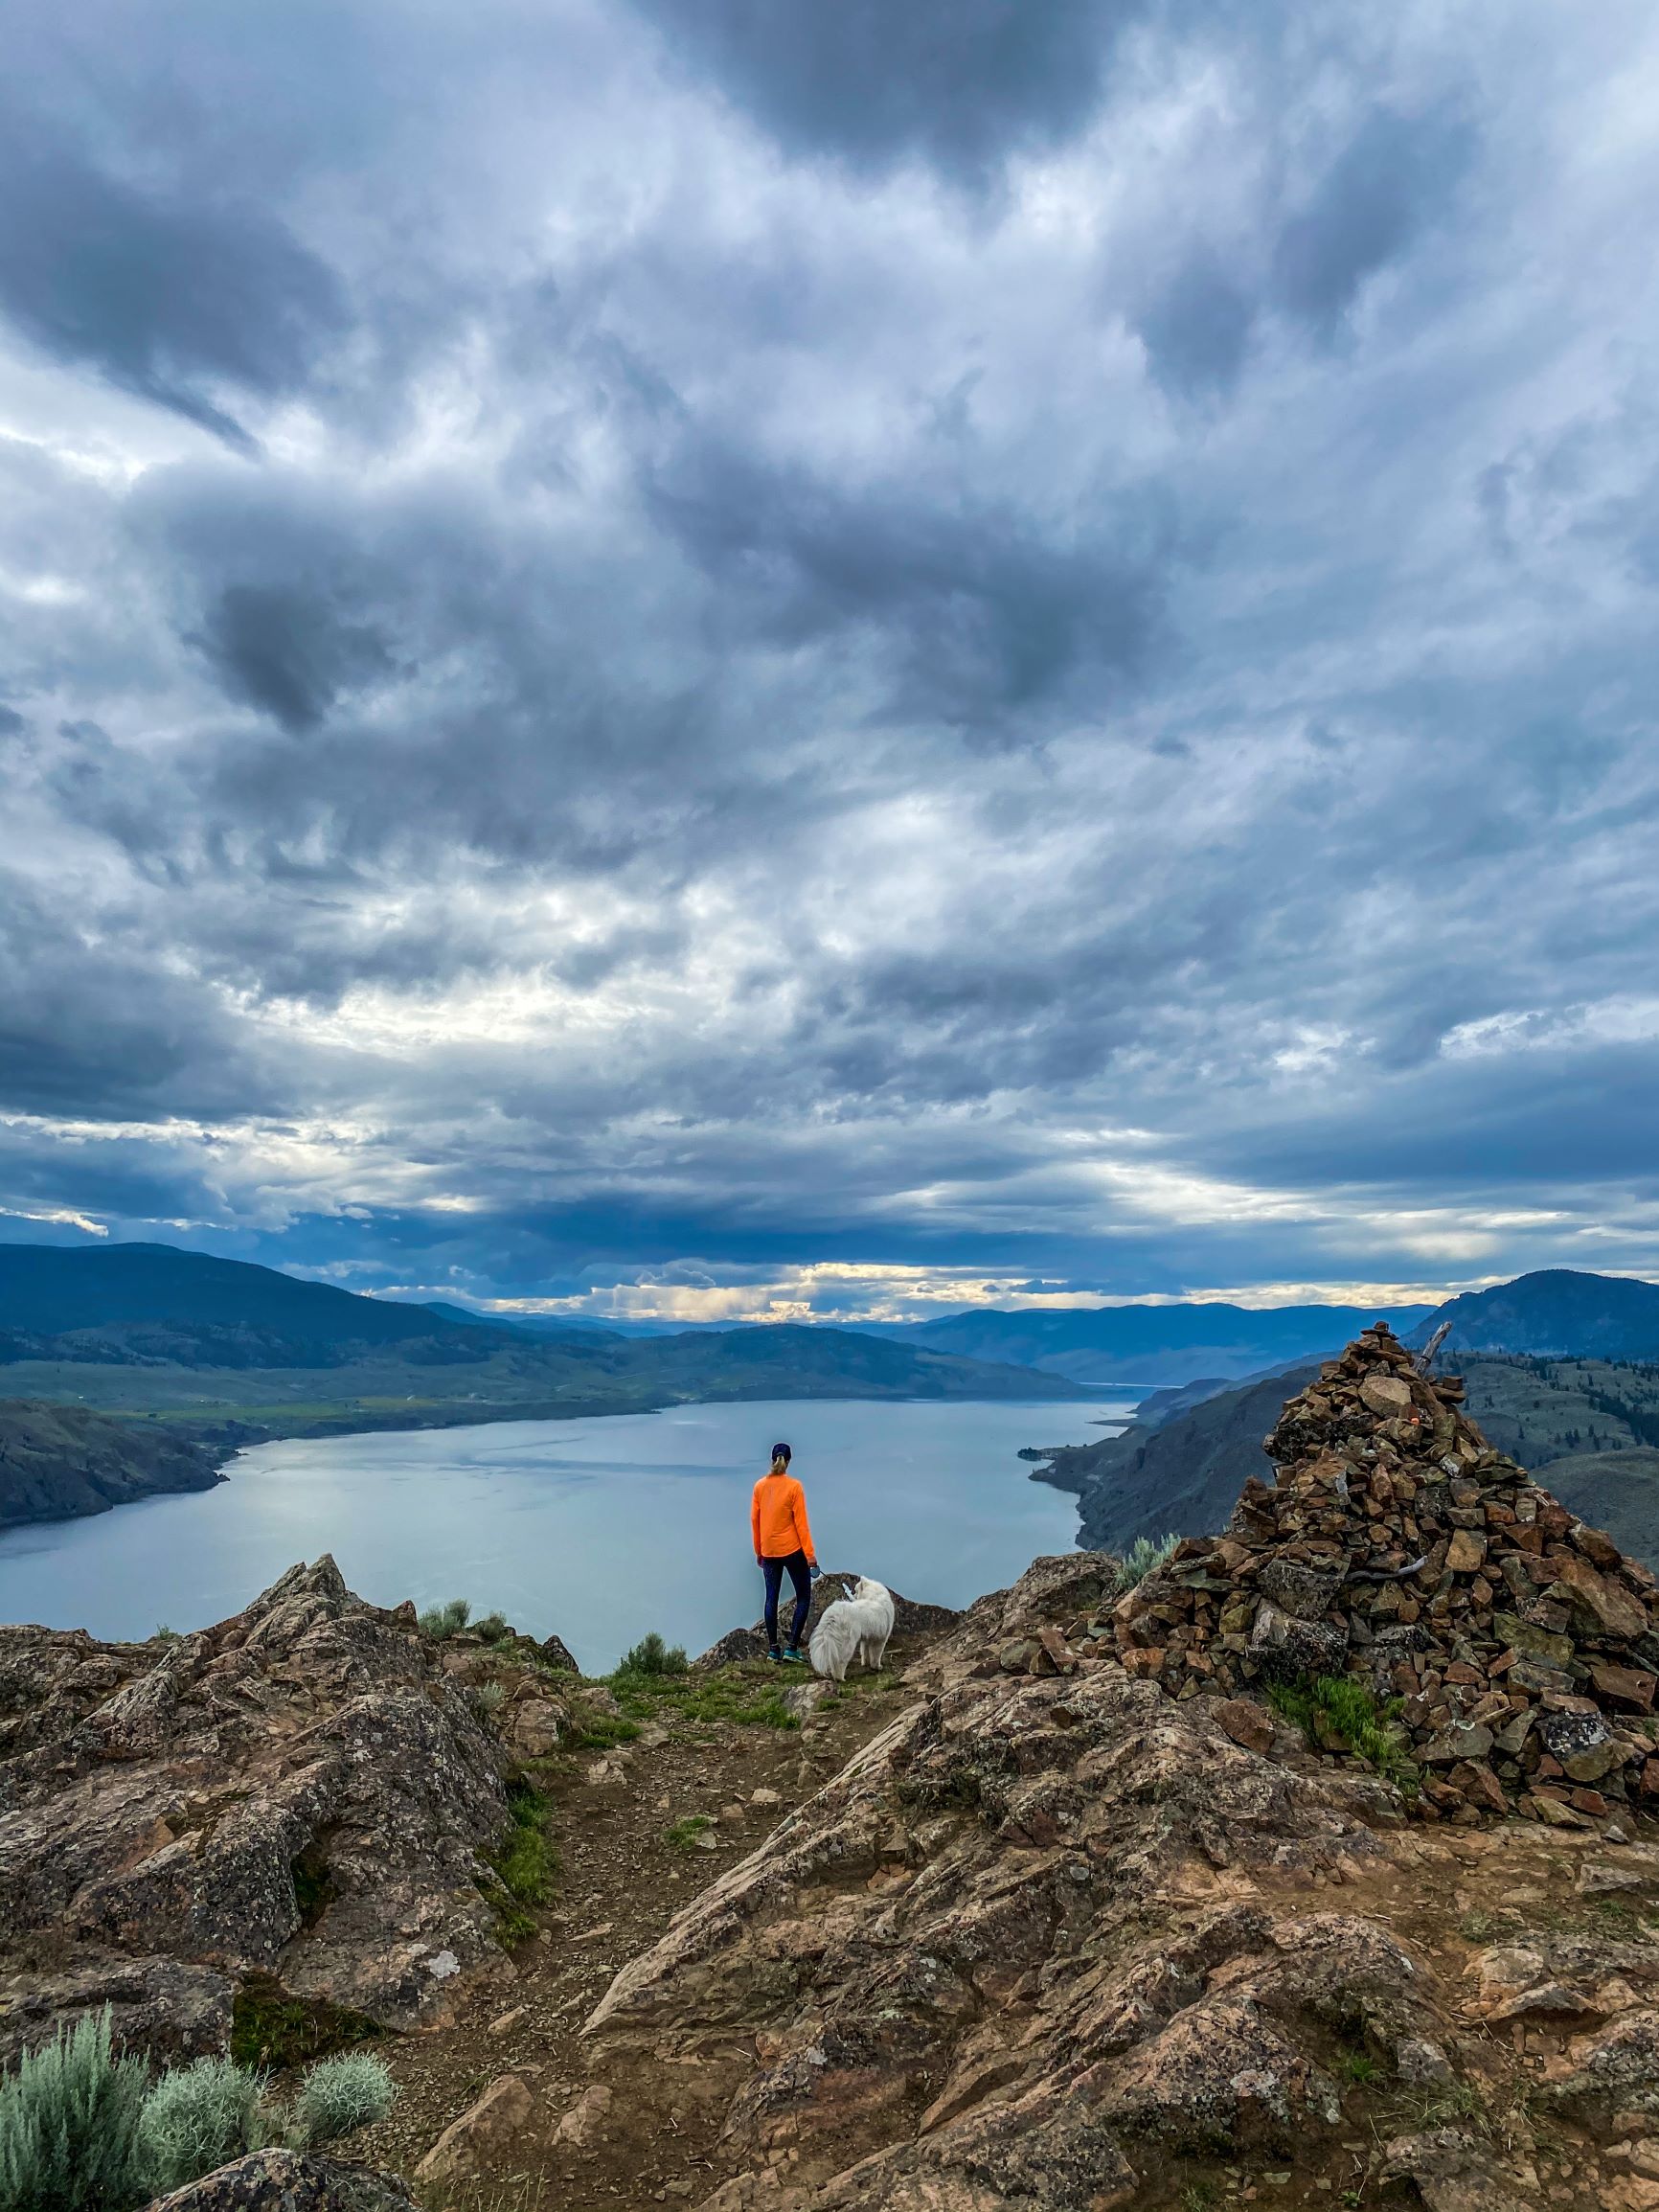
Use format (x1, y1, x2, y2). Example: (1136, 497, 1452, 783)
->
(351, 1656, 921, 2209)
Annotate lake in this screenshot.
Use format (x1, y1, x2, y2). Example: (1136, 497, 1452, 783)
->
(0, 1397, 1126, 1672)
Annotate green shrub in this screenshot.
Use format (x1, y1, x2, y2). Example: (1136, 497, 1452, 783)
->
(665, 1814, 716, 1851)
(137, 2057, 263, 2195)
(1110, 1534, 1178, 1592)
(1266, 1674, 1413, 1785)
(0, 2010, 148, 2212)
(417, 1597, 471, 1639)
(473, 1611, 511, 1644)
(616, 1630, 688, 1676)
(470, 1680, 506, 1714)
(289, 2052, 396, 2149)
(481, 1782, 555, 1943)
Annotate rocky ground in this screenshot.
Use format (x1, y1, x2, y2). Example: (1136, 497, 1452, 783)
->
(13, 1356, 1659, 2211)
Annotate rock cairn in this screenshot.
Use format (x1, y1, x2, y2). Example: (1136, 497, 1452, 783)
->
(1111, 1322, 1659, 1828)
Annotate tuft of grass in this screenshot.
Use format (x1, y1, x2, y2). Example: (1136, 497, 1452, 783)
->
(571, 1710, 642, 1749)
(418, 1597, 471, 1639)
(1110, 1534, 1179, 1592)
(470, 1680, 506, 1715)
(229, 1977, 380, 2072)
(665, 1814, 716, 1851)
(473, 1611, 511, 1644)
(1335, 2050, 1379, 2085)
(481, 1782, 555, 1944)
(1266, 1674, 1414, 1787)
(1391, 2079, 1483, 2132)
(288, 2051, 397, 2149)
(604, 1661, 799, 1732)
(614, 1630, 689, 1677)
(0, 2009, 148, 2212)
(151, 1624, 183, 1646)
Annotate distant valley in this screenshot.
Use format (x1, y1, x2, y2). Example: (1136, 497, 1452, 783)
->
(0, 1243, 1095, 1531)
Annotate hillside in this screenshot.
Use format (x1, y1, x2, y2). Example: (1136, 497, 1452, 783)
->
(0, 1399, 232, 1530)
(888, 1299, 1433, 1384)
(1038, 1349, 1659, 1569)
(10, 1527, 1659, 2211)
(0, 1245, 1092, 1501)
(1407, 1266, 1659, 1358)
(0, 1241, 504, 1368)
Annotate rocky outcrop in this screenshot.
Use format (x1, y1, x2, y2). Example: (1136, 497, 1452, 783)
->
(1109, 1322, 1659, 1827)
(146, 2148, 419, 2210)
(579, 1553, 1659, 2209)
(0, 1397, 233, 1530)
(695, 1574, 961, 1668)
(0, 1557, 522, 2062)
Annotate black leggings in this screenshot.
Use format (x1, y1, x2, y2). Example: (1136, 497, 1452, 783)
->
(762, 1551, 812, 1651)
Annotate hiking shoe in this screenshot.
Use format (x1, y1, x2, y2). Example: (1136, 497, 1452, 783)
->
(767, 1646, 783, 1663)
(782, 1646, 806, 1664)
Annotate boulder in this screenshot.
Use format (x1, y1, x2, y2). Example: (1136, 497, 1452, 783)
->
(147, 2148, 419, 2210)
(413, 2072, 537, 2184)
(0, 1952, 233, 2067)
(583, 1644, 1423, 2205)
(0, 1557, 516, 2058)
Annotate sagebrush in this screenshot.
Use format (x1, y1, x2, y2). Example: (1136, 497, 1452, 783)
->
(0, 2011, 396, 2212)
(0, 2012, 148, 2212)
(1110, 1533, 1178, 1592)
(137, 2057, 263, 2195)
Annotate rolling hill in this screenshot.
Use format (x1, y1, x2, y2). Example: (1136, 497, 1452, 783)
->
(0, 1400, 233, 1530)
(1405, 1268, 1659, 1358)
(0, 1242, 1099, 1523)
(884, 1300, 1434, 1385)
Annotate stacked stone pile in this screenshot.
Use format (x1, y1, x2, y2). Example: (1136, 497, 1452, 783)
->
(1108, 1320, 1659, 1828)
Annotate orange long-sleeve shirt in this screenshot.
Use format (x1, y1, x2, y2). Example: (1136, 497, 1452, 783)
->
(751, 1470, 815, 1562)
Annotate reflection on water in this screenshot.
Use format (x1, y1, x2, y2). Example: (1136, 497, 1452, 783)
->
(0, 1395, 1129, 1672)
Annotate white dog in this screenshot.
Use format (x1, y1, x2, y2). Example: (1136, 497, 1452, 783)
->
(809, 1577, 896, 1683)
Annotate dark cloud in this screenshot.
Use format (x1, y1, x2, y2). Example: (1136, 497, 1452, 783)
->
(1270, 104, 1475, 339)
(0, 136, 348, 449)
(1137, 250, 1255, 399)
(0, 0, 1655, 1317)
(648, 444, 1168, 723)
(631, 0, 1137, 177)
(193, 586, 396, 732)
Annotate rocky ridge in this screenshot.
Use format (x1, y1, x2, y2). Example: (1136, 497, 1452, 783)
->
(0, 1556, 536, 2064)
(1106, 1322, 1659, 1830)
(579, 1550, 1659, 2212)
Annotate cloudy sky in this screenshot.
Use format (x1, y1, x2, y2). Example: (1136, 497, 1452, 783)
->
(2, 0, 1657, 1326)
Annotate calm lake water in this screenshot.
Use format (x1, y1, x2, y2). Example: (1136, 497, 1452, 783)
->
(0, 1397, 1125, 1672)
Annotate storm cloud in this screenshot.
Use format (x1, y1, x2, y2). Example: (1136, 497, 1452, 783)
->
(1, 0, 1657, 1322)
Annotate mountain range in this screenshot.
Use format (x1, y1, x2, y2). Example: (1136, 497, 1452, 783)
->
(0, 1242, 1096, 1528)
(871, 1300, 1435, 1384)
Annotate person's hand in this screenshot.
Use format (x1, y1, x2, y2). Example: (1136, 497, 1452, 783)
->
(809, 1562, 822, 1582)
(756, 1556, 763, 1569)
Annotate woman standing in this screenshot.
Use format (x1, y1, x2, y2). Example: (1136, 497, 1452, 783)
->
(751, 1441, 820, 1662)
